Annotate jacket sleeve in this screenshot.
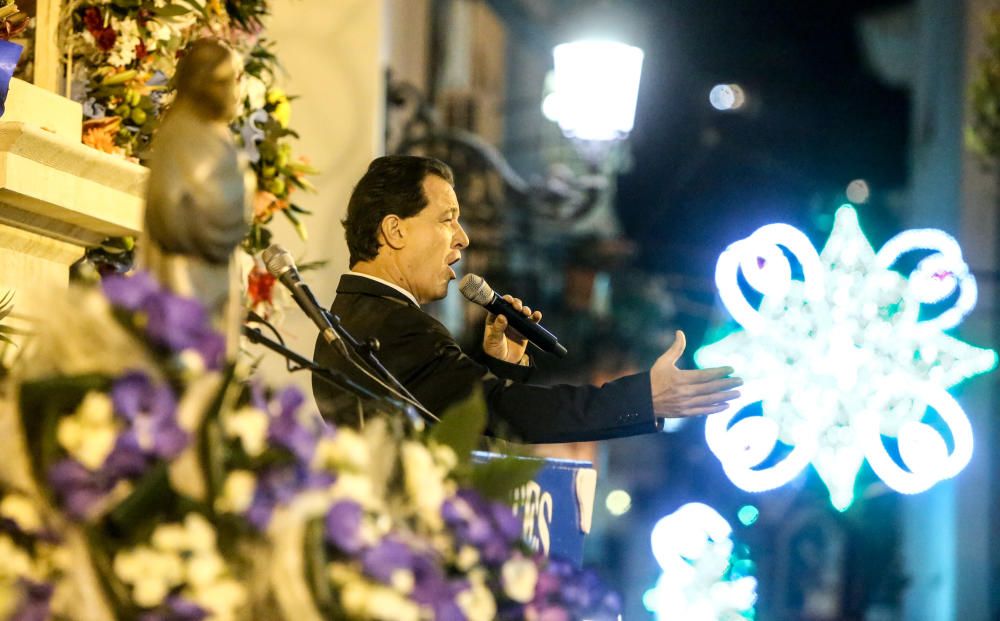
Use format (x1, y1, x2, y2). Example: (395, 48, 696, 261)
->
(380, 308, 659, 443)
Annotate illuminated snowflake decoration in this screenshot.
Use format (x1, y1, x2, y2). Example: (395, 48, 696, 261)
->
(695, 206, 998, 511)
(644, 503, 757, 620)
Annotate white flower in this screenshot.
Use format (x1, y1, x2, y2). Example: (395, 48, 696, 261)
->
(501, 556, 539, 603)
(151, 514, 216, 555)
(456, 545, 480, 571)
(222, 406, 270, 457)
(330, 472, 374, 506)
(312, 427, 369, 472)
(113, 545, 184, 608)
(0, 494, 42, 533)
(431, 443, 458, 471)
(456, 580, 497, 621)
(215, 470, 256, 514)
(185, 552, 225, 587)
(390, 569, 414, 594)
(187, 575, 246, 621)
(341, 578, 421, 621)
(77, 391, 115, 425)
(240, 75, 268, 111)
(108, 18, 141, 68)
(401, 442, 447, 529)
(0, 535, 32, 578)
(56, 391, 118, 470)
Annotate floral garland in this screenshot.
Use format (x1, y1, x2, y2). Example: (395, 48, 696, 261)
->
(61, 0, 316, 256)
(8, 272, 622, 620)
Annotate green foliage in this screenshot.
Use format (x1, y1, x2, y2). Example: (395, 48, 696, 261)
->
(968, 10, 1000, 163)
(429, 386, 488, 464)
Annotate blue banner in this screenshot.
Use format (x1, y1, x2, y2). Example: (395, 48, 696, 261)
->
(0, 39, 23, 118)
(473, 452, 596, 567)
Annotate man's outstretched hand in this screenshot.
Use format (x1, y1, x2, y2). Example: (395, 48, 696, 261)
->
(650, 330, 742, 418)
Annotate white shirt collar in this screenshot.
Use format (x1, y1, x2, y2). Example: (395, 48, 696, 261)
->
(350, 271, 420, 307)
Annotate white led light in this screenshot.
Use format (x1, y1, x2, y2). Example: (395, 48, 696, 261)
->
(697, 205, 997, 510)
(647, 503, 756, 620)
(550, 40, 644, 141)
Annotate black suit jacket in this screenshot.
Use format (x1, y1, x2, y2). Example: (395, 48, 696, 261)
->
(312, 274, 659, 443)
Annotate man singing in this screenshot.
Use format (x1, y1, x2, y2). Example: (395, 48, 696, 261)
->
(313, 155, 741, 443)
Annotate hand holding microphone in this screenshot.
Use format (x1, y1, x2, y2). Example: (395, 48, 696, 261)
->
(460, 274, 568, 360)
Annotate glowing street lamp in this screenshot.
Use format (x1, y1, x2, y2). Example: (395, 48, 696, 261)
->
(542, 40, 644, 143)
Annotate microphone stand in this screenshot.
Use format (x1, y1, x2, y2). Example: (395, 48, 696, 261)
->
(321, 310, 422, 404)
(241, 325, 385, 403)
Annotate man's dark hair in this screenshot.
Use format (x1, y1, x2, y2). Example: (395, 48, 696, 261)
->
(343, 155, 455, 267)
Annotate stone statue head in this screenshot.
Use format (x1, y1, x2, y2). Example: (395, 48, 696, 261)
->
(173, 39, 242, 122)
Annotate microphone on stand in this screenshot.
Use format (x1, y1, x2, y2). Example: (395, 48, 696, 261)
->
(261, 244, 339, 347)
(459, 273, 568, 358)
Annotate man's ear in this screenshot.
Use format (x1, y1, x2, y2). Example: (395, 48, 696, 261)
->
(379, 214, 405, 249)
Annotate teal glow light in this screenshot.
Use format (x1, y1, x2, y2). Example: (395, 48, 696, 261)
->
(737, 505, 759, 526)
(646, 503, 757, 620)
(696, 206, 997, 511)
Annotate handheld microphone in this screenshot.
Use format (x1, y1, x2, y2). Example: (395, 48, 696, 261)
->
(459, 274, 568, 358)
(261, 244, 339, 345)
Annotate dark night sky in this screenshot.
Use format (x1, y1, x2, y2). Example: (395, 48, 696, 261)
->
(615, 0, 912, 296)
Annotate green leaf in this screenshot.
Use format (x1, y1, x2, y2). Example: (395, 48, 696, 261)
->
(105, 463, 173, 538)
(428, 386, 487, 464)
(153, 3, 196, 17)
(470, 455, 542, 502)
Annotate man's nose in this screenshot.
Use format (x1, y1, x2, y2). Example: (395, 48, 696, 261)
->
(454, 223, 470, 249)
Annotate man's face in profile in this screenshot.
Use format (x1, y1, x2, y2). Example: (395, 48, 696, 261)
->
(396, 175, 470, 304)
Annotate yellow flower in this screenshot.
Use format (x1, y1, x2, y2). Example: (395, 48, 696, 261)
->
(272, 100, 291, 128)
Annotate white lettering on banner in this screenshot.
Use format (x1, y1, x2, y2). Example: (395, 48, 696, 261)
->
(511, 481, 553, 556)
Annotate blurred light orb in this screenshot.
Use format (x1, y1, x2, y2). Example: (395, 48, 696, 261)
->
(737, 505, 759, 526)
(709, 83, 746, 111)
(605, 489, 632, 516)
(846, 179, 870, 204)
(549, 40, 644, 141)
(647, 503, 757, 620)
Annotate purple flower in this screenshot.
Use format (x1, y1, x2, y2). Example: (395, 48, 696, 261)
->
(47, 459, 116, 521)
(13, 580, 54, 621)
(112, 372, 174, 422)
(143, 293, 209, 351)
(325, 500, 364, 554)
(138, 596, 208, 621)
(362, 537, 416, 583)
(443, 489, 521, 566)
(102, 272, 160, 312)
(245, 464, 331, 530)
(102, 434, 151, 479)
(102, 272, 225, 370)
(111, 372, 188, 460)
(267, 388, 315, 462)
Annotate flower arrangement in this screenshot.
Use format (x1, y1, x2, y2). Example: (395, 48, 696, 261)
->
(61, 0, 316, 255)
(8, 273, 622, 620)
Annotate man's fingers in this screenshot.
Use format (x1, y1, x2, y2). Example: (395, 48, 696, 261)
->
(684, 366, 737, 384)
(530, 310, 542, 323)
(685, 390, 741, 407)
(683, 403, 730, 416)
(683, 376, 743, 394)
